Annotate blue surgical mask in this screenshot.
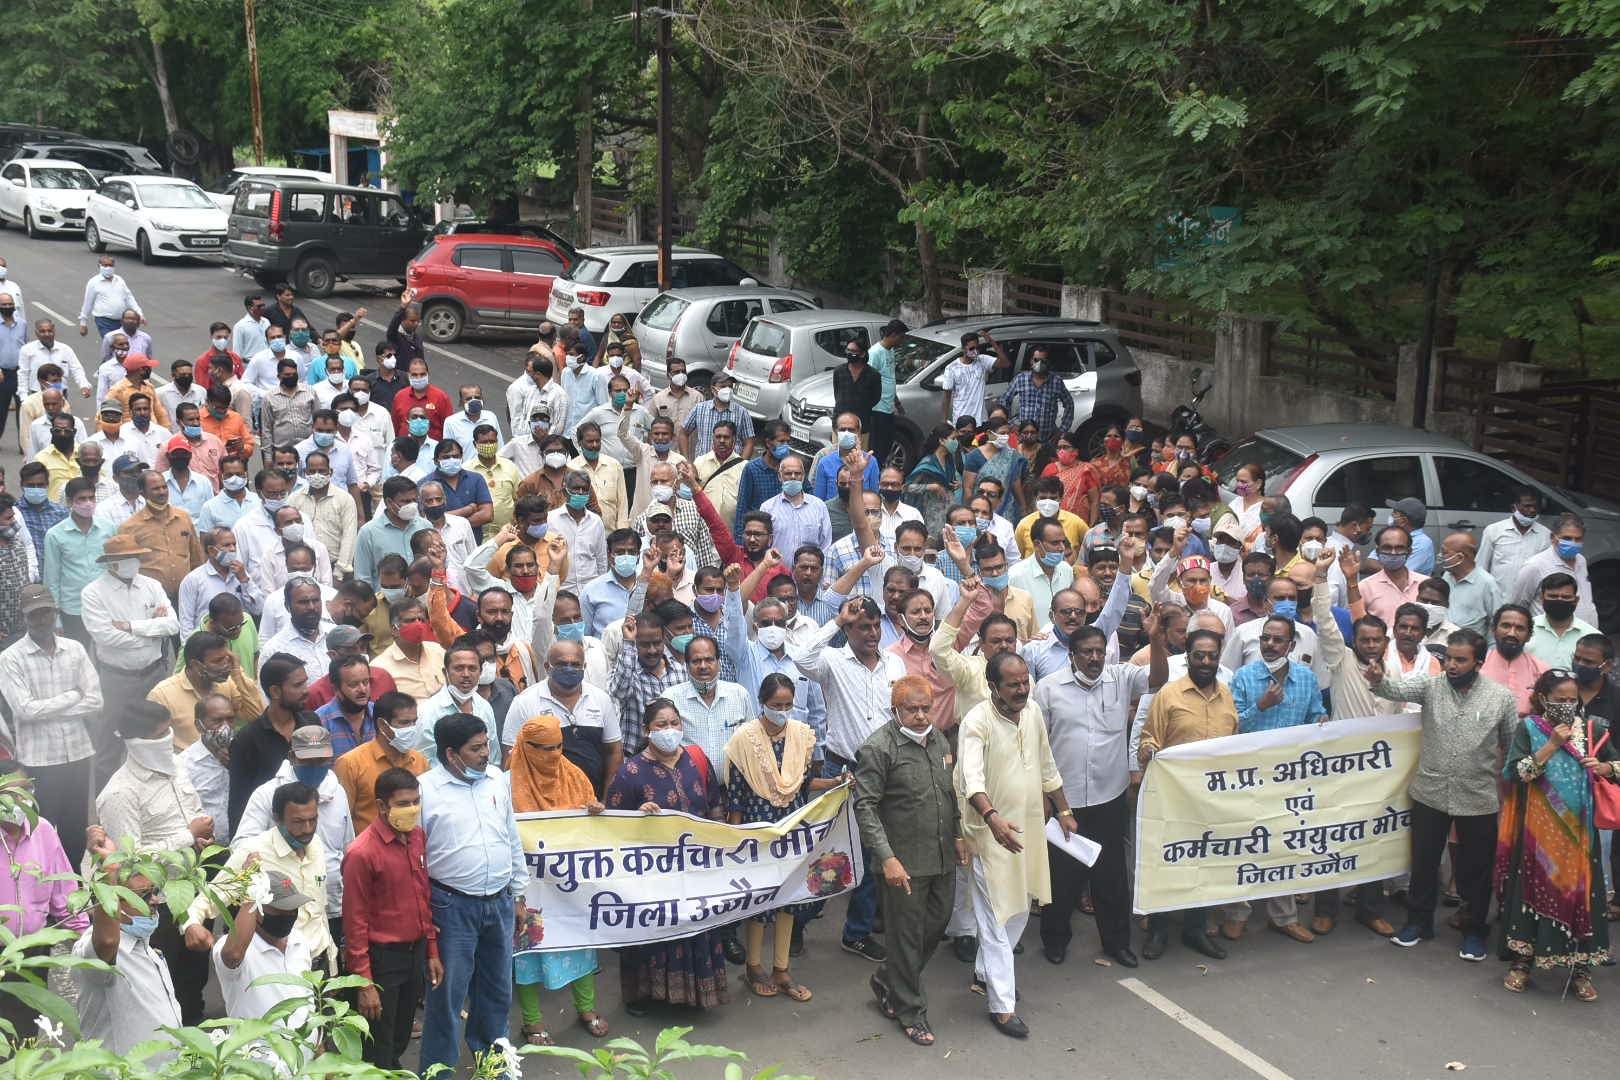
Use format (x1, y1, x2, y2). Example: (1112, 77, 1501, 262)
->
(549, 665, 585, 691)
(124, 913, 159, 940)
(837, 431, 858, 451)
(668, 632, 694, 655)
(293, 763, 329, 787)
(313, 431, 334, 448)
(437, 458, 462, 476)
(1557, 539, 1583, 560)
(182, 424, 203, 439)
(1271, 599, 1298, 622)
(613, 553, 638, 578)
(556, 620, 586, 641)
(269, 338, 288, 353)
(409, 375, 430, 392)
(526, 523, 548, 539)
(982, 571, 1009, 590)
(407, 418, 430, 438)
(277, 824, 309, 852)
(771, 443, 790, 460)
(651, 439, 672, 454)
(781, 479, 804, 498)
(953, 525, 978, 547)
(677, 484, 693, 501)
(262, 497, 286, 513)
(1039, 550, 1065, 569)
(21, 486, 47, 506)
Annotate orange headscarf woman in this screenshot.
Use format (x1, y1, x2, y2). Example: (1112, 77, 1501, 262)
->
(509, 714, 609, 1043)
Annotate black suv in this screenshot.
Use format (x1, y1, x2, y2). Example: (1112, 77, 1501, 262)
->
(223, 179, 429, 297)
(9, 139, 165, 182)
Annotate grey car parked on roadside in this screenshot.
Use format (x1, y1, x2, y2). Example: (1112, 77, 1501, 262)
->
(636, 286, 821, 390)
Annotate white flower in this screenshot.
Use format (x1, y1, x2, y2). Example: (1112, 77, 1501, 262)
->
(34, 1016, 63, 1047)
(246, 871, 275, 908)
(208, 1029, 228, 1046)
(491, 1037, 521, 1078)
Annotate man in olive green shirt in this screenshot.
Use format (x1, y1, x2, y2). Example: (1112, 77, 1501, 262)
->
(853, 675, 967, 1048)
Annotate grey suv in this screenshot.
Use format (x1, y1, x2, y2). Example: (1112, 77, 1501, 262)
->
(784, 316, 1143, 468)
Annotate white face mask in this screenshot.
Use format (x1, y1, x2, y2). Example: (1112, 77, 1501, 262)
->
(897, 553, 924, 573)
(898, 723, 930, 745)
(1265, 654, 1290, 674)
(1299, 539, 1324, 561)
(280, 522, 305, 543)
(327, 371, 345, 386)
(650, 483, 675, 504)
(112, 557, 142, 581)
(1163, 515, 1188, 532)
(212, 336, 229, 351)
(755, 625, 787, 651)
(544, 452, 568, 470)
(478, 660, 498, 686)
(394, 502, 419, 522)
(1211, 542, 1240, 564)
(648, 727, 684, 754)
(670, 373, 687, 387)
(714, 387, 733, 404)
(354, 391, 370, 407)
(125, 734, 176, 775)
(337, 409, 357, 429)
(608, 355, 625, 369)
(1036, 498, 1060, 517)
(1420, 603, 1449, 629)
(1130, 484, 1150, 502)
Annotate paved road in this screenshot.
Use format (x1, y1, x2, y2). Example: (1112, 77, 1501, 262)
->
(2, 230, 1613, 1078)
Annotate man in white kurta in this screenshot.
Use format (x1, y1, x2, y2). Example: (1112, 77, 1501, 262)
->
(953, 651, 1071, 1038)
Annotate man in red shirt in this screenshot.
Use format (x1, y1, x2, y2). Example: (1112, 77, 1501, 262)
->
(304, 626, 398, 710)
(389, 358, 452, 439)
(342, 766, 442, 1069)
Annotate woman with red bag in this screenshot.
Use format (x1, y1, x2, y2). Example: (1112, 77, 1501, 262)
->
(1494, 668, 1620, 999)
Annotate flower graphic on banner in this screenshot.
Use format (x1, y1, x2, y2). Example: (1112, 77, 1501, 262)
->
(513, 906, 545, 950)
(806, 850, 854, 896)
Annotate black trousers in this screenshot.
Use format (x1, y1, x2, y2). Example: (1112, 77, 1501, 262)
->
(1039, 793, 1131, 953)
(154, 904, 211, 1026)
(0, 369, 17, 439)
(869, 411, 897, 468)
(57, 613, 91, 652)
(364, 940, 427, 1069)
(29, 757, 90, 869)
(1406, 798, 1496, 937)
(1315, 882, 1384, 918)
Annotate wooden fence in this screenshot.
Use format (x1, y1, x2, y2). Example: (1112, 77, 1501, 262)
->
(1008, 274, 1062, 316)
(1099, 290, 1217, 363)
(590, 191, 630, 239)
(938, 264, 968, 314)
(1262, 327, 1398, 401)
(1474, 382, 1620, 491)
(1435, 348, 1498, 413)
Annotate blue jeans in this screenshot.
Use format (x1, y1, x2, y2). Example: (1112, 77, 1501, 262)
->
(823, 756, 878, 941)
(93, 315, 121, 338)
(420, 885, 514, 1078)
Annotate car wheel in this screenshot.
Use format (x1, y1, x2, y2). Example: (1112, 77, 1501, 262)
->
(422, 302, 464, 344)
(22, 209, 37, 238)
(136, 230, 156, 265)
(295, 255, 336, 298)
(84, 219, 105, 253)
(253, 273, 280, 291)
(1591, 560, 1620, 633)
(887, 430, 920, 474)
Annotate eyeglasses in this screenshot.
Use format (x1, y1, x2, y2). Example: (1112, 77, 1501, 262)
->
(1053, 606, 1084, 618)
(756, 619, 786, 628)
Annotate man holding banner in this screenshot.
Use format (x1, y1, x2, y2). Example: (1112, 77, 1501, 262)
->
(1137, 627, 1237, 961)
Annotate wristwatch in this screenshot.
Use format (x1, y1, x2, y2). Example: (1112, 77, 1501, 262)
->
(1058, 809, 1075, 819)
(980, 807, 998, 823)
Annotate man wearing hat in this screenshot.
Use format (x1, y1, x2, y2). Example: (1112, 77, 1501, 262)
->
(235, 726, 353, 949)
(0, 584, 102, 866)
(306, 624, 396, 710)
(1387, 496, 1435, 576)
(214, 867, 321, 1023)
(107, 353, 172, 429)
(85, 399, 147, 467)
(81, 533, 178, 782)
(118, 469, 204, 601)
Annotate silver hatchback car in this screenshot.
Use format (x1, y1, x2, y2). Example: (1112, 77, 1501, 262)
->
(636, 286, 820, 390)
(728, 309, 894, 425)
(1212, 424, 1620, 627)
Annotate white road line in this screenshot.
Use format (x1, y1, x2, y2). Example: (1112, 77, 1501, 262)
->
(301, 298, 513, 383)
(1117, 977, 1295, 1080)
(32, 301, 74, 331)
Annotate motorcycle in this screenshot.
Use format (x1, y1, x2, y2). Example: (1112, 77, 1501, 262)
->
(1167, 372, 1232, 465)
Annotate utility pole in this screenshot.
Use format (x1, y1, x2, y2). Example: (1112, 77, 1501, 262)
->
(244, 0, 265, 165)
(656, 6, 673, 291)
(576, 0, 593, 246)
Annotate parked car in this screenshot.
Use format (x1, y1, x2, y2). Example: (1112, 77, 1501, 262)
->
(10, 139, 165, 182)
(727, 308, 892, 424)
(0, 159, 97, 235)
(433, 218, 576, 259)
(545, 244, 762, 334)
(223, 178, 430, 297)
(404, 233, 574, 343)
(203, 166, 332, 213)
(1211, 423, 1620, 628)
(636, 287, 820, 389)
(83, 175, 227, 262)
(784, 315, 1143, 469)
(0, 124, 77, 161)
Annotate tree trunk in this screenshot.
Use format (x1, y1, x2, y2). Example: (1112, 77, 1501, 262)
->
(914, 95, 940, 322)
(147, 31, 181, 137)
(1433, 260, 1460, 348)
(575, 0, 594, 246)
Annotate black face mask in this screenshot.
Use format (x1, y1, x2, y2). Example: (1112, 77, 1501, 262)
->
(1543, 599, 1576, 622)
(482, 619, 511, 643)
(835, 486, 850, 503)
(51, 433, 74, 453)
(259, 910, 297, 938)
(1188, 663, 1217, 687)
(174, 375, 193, 391)
(81, 464, 101, 482)
(279, 375, 297, 389)
(424, 504, 447, 522)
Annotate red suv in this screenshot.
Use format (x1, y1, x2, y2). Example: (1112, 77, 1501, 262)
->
(405, 233, 573, 344)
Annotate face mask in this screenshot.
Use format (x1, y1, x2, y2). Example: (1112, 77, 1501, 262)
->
(1265, 654, 1290, 674)
(581, 447, 600, 462)
(280, 522, 305, 543)
(277, 825, 309, 852)
(1377, 552, 1408, 572)
(1211, 542, 1240, 564)
(992, 433, 1010, 449)
(131, 414, 151, 433)
(350, 389, 371, 408)
(1511, 509, 1536, 527)
(897, 553, 924, 574)
(278, 374, 297, 390)
(1543, 598, 1576, 622)
(898, 724, 930, 746)
(1183, 584, 1211, 608)
(837, 430, 858, 451)
(210, 335, 231, 352)
(608, 355, 625, 370)
(648, 727, 684, 754)
(259, 910, 298, 938)
(535, 449, 567, 471)
(715, 387, 733, 405)
(564, 354, 580, 371)
(953, 524, 979, 548)
(975, 516, 993, 530)
(554, 620, 586, 643)
(1271, 599, 1298, 622)
(1556, 539, 1583, 560)
(1031, 361, 1048, 374)
(509, 569, 539, 593)
(379, 586, 408, 606)
(769, 443, 792, 461)
(1299, 539, 1324, 562)
(423, 503, 447, 522)
(610, 552, 638, 578)
(756, 625, 787, 650)
(650, 483, 675, 504)
(782, 479, 804, 498)
(464, 399, 483, 418)
(213, 548, 241, 570)
(100, 266, 115, 279)
(113, 556, 142, 581)
(1446, 670, 1478, 691)
(1039, 550, 1065, 569)
(375, 717, 417, 751)
(201, 722, 234, 757)
(307, 473, 331, 491)
(394, 502, 419, 522)
(125, 734, 177, 775)
(125, 913, 159, 941)
(549, 665, 586, 691)
(902, 614, 934, 642)
(611, 391, 629, 409)
(566, 491, 591, 513)
(982, 571, 1009, 590)
(437, 458, 462, 476)
(386, 804, 421, 833)
(1191, 516, 1211, 536)
(670, 373, 688, 387)
(21, 486, 47, 506)
(409, 375, 429, 392)
(470, 441, 497, 463)
(72, 498, 96, 520)
(943, 438, 958, 453)
(1099, 505, 1118, 524)
(1420, 602, 1449, 628)
(1036, 498, 1060, 517)
(1573, 662, 1605, 686)
(475, 660, 498, 687)
(696, 592, 725, 614)
(667, 633, 694, 657)
(290, 331, 312, 347)
(292, 762, 329, 787)
(307, 430, 335, 450)
(270, 339, 288, 354)
(407, 418, 430, 438)
(1541, 699, 1579, 725)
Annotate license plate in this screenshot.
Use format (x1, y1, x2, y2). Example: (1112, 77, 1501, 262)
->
(791, 423, 811, 443)
(240, 231, 258, 243)
(735, 383, 758, 405)
(192, 237, 221, 248)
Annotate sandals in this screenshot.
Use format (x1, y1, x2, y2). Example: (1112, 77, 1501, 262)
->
(577, 1012, 609, 1037)
(1503, 965, 1530, 993)
(870, 973, 897, 1019)
(772, 966, 812, 1002)
(743, 964, 778, 997)
(1571, 970, 1598, 1002)
(901, 1020, 935, 1046)
(520, 1024, 554, 1046)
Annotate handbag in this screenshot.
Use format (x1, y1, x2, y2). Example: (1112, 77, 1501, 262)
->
(1588, 722, 1620, 830)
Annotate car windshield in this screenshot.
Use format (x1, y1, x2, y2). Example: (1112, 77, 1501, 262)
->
(139, 184, 213, 210)
(566, 256, 610, 284)
(639, 295, 689, 331)
(892, 334, 954, 382)
(31, 168, 95, 190)
(122, 147, 164, 171)
(1214, 436, 1307, 494)
(741, 320, 789, 358)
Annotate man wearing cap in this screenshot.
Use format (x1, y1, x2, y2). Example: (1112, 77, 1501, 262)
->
(306, 625, 397, 710)
(32, 413, 82, 502)
(236, 726, 354, 943)
(1387, 497, 1435, 576)
(118, 469, 204, 600)
(147, 630, 265, 747)
(86, 400, 146, 468)
(214, 866, 320, 1022)
(107, 354, 172, 429)
(0, 584, 102, 866)
(81, 533, 178, 781)
(155, 433, 212, 519)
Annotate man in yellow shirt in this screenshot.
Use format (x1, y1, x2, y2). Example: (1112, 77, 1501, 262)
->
(33, 413, 83, 500)
(370, 597, 446, 700)
(333, 689, 430, 833)
(148, 630, 265, 747)
(1013, 475, 1086, 557)
(468, 423, 520, 531)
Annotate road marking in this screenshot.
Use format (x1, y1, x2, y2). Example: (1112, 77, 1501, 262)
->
(300, 298, 513, 383)
(1117, 978, 1294, 1080)
(32, 302, 74, 331)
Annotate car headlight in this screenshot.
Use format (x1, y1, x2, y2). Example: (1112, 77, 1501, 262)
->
(150, 218, 187, 232)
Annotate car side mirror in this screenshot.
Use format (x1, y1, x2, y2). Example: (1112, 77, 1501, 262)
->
(739, 277, 758, 287)
(1077, 371, 1098, 394)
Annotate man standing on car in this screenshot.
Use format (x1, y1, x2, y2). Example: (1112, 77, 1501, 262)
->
(1000, 345, 1074, 444)
(866, 320, 907, 467)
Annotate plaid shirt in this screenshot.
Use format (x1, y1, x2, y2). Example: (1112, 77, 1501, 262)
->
(732, 459, 783, 533)
(1000, 371, 1074, 440)
(18, 499, 67, 565)
(0, 634, 100, 766)
(314, 699, 377, 758)
(609, 642, 687, 754)
(827, 532, 884, 598)
(632, 498, 719, 575)
(1230, 660, 1325, 733)
(681, 400, 756, 460)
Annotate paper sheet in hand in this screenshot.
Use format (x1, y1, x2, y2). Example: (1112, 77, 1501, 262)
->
(1044, 817, 1101, 867)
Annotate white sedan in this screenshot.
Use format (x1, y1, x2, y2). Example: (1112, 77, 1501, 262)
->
(84, 175, 228, 263)
(0, 159, 97, 236)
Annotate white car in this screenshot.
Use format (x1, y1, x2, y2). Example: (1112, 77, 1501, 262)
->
(545, 244, 761, 333)
(0, 158, 96, 235)
(83, 175, 228, 263)
(203, 165, 332, 213)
